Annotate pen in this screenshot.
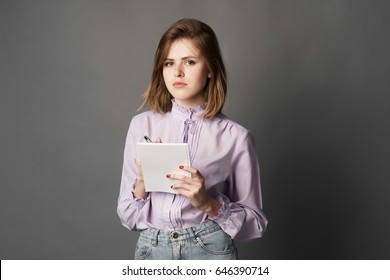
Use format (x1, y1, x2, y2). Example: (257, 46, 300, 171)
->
(143, 135, 153, 143)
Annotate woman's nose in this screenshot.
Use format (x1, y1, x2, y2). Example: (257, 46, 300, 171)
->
(174, 66, 184, 77)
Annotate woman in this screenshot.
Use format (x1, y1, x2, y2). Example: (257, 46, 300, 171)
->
(117, 18, 267, 260)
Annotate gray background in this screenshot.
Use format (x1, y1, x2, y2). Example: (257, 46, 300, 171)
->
(1, 0, 390, 259)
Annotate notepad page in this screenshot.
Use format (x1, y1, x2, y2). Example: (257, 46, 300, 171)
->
(136, 143, 191, 194)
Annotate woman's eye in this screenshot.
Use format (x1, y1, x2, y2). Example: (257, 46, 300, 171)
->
(164, 61, 173, 67)
(185, 60, 195, 66)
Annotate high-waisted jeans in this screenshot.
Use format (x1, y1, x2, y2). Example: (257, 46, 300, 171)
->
(134, 221, 238, 260)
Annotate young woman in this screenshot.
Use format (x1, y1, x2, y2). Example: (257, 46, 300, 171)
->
(117, 18, 267, 260)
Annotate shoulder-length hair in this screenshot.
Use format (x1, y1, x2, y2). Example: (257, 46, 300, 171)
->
(140, 18, 227, 118)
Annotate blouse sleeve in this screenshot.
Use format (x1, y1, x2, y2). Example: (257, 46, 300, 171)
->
(117, 117, 149, 230)
(210, 131, 268, 241)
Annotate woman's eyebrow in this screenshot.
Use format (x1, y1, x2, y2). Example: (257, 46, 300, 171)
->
(165, 56, 198, 61)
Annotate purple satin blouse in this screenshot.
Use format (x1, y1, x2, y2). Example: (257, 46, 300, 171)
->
(117, 101, 267, 241)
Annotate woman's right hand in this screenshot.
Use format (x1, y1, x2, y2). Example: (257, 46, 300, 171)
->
(132, 137, 162, 199)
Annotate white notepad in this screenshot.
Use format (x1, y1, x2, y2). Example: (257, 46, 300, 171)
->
(136, 143, 192, 194)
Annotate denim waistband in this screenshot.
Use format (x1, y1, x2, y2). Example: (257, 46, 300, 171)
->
(139, 220, 220, 244)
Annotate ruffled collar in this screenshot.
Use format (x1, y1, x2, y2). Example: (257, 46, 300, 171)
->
(171, 100, 206, 120)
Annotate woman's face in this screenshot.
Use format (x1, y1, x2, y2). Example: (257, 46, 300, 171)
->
(163, 38, 211, 108)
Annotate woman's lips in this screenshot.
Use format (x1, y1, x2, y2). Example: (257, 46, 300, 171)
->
(173, 82, 187, 88)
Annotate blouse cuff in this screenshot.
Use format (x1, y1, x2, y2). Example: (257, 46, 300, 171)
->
(130, 192, 150, 208)
(208, 195, 230, 223)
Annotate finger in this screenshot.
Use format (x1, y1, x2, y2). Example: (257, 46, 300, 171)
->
(171, 184, 194, 197)
(166, 173, 194, 183)
(155, 137, 162, 143)
(171, 183, 193, 191)
(135, 154, 143, 176)
(179, 165, 203, 178)
(135, 154, 142, 168)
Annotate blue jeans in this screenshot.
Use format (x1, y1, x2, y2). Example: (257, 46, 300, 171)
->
(134, 221, 238, 260)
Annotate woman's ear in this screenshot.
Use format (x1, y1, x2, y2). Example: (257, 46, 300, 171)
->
(208, 72, 212, 78)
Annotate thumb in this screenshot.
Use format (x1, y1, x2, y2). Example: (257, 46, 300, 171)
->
(155, 137, 162, 143)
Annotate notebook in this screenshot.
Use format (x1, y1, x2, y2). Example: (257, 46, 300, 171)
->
(136, 143, 192, 194)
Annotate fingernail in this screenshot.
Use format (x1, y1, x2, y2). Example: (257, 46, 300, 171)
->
(179, 165, 184, 169)
(166, 174, 171, 178)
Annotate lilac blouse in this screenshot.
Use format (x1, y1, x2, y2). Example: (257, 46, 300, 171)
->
(117, 101, 267, 241)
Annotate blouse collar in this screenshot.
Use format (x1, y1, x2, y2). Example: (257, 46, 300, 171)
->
(171, 100, 206, 120)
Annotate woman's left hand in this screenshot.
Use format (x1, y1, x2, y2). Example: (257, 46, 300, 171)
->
(167, 166, 221, 216)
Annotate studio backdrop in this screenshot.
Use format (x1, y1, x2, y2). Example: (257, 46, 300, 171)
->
(1, 0, 390, 259)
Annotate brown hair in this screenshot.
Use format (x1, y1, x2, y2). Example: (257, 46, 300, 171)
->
(140, 18, 227, 118)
